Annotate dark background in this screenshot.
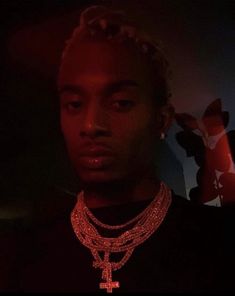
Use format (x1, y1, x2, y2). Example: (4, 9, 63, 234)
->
(1, 0, 95, 212)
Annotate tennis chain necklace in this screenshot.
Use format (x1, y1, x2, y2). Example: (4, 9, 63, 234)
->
(71, 182, 172, 293)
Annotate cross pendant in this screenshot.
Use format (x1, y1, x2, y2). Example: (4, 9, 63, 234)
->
(99, 261, 120, 293)
(100, 280, 120, 293)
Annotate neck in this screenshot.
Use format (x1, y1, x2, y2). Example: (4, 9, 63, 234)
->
(81, 175, 161, 209)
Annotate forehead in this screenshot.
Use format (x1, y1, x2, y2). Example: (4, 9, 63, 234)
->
(58, 40, 155, 93)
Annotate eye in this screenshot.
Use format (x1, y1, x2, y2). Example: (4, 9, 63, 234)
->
(66, 101, 82, 113)
(67, 101, 82, 109)
(112, 100, 135, 111)
(60, 99, 82, 114)
(60, 91, 83, 114)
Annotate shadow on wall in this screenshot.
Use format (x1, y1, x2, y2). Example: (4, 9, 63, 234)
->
(175, 98, 235, 206)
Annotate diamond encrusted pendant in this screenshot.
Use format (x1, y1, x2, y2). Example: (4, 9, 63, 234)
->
(93, 251, 120, 293)
(99, 261, 120, 293)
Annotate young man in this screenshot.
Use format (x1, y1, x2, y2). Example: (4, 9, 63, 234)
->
(1, 5, 234, 293)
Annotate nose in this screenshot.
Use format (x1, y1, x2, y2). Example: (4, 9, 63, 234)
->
(80, 102, 109, 139)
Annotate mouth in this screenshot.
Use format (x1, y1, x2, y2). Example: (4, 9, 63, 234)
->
(78, 155, 115, 169)
(77, 145, 116, 169)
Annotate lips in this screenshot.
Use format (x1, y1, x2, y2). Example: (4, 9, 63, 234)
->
(78, 146, 114, 157)
(78, 156, 114, 169)
(78, 145, 115, 169)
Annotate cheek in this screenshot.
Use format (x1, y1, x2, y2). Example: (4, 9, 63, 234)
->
(115, 114, 157, 162)
(60, 115, 79, 151)
(132, 127, 156, 159)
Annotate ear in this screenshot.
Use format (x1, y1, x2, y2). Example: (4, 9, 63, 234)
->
(157, 103, 175, 135)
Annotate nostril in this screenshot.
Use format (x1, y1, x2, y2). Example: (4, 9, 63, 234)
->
(80, 122, 109, 139)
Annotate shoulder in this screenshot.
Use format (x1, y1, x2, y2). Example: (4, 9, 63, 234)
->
(170, 193, 235, 269)
(171, 192, 227, 221)
(171, 192, 235, 222)
(169, 192, 234, 244)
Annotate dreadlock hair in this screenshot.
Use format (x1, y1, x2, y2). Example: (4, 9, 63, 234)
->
(59, 5, 172, 106)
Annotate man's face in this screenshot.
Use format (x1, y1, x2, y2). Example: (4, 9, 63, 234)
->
(58, 39, 164, 187)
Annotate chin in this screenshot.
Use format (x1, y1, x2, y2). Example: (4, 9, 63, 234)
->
(78, 171, 131, 188)
(78, 170, 122, 186)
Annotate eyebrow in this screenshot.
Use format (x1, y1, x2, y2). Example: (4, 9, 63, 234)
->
(107, 80, 139, 93)
(58, 79, 139, 96)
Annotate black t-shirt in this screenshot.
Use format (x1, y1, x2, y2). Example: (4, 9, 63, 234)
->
(0, 189, 234, 293)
